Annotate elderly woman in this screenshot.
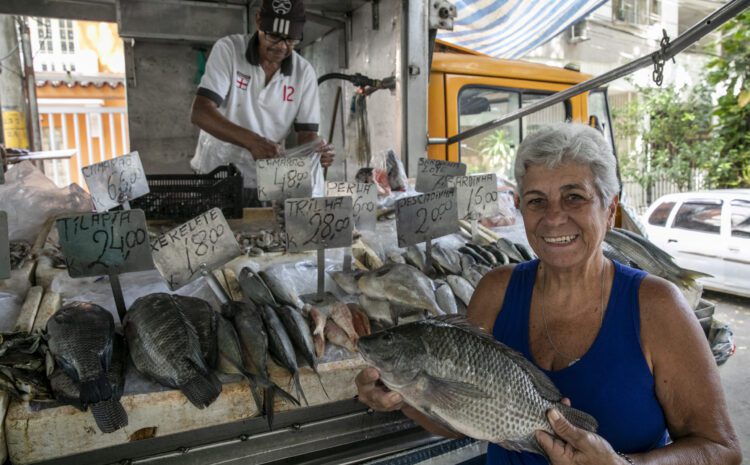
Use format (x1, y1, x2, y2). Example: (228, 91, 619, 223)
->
(355, 123, 741, 464)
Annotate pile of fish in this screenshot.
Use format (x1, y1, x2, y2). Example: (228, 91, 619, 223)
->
(359, 316, 598, 456)
(9, 240, 33, 270)
(46, 302, 128, 434)
(0, 331, 51, 401)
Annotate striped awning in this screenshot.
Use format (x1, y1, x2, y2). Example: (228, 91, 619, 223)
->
(437, 0, 608, 59)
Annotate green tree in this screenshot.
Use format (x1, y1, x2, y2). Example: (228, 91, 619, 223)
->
(705, 10, 750, 188)
(613, 82, 719, 191)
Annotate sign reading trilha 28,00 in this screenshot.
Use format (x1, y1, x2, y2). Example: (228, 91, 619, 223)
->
(151, 208, 240, 290)
(285, 196, 353, 252)
(55, 209, 154, 277)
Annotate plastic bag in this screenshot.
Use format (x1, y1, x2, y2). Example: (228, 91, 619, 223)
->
(370, 149, 408, 193)
(0, 161, 93, 242)
(708, 319, 736, 366)
(284, 138, 327, 197)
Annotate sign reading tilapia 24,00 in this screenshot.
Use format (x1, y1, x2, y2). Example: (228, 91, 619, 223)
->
(285, 196, 353, 252)
(396, 188, 458, 247)
(55, 210, 154, 277)
(325, 182, 377, 231)
(448, 173, 501, 220)
(151, 208, 240, 290)
(0, 211, 9, 280)
(256, 156, 313, 201)
(415, 158, 466, 193)
(82, 151, 149, 212)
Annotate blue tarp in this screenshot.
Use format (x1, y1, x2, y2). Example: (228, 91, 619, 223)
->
(437, 0, 608, 59)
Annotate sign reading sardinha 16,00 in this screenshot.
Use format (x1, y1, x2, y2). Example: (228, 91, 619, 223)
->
(285, 196, 354, 253)
(82, 151, 149, 212)
(256, 156, 313, 201)
(55, 209, 154, 277)
(396, 188, 458, 247)
(151, 208, 240, 291)
(448, 173, 501, 220)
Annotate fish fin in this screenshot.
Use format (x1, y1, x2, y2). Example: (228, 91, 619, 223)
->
(90, 398, 129, 434)
(79, 375, 112, 405)
(428, 316, 563, 401)
(180, 370, 222, 409)
(272, 383, 300, 406)
(314, 370, 330, 400)
(496, 437, 547, 457)
(422, 373, 489, 406)
(263, 387, 274, 430)
(557, 403, 598, 433)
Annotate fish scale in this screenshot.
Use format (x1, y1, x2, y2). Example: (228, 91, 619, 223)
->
(359, 317, 598, 455)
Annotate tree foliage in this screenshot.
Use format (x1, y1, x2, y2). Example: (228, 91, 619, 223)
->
(705, 10, 750, 188)
(613, 82, 719, 190)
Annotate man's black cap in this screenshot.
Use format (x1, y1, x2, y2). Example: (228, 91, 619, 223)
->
(259, 0, 305, 40)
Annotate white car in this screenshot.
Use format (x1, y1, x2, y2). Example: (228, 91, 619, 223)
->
(642, 190, 750, 298)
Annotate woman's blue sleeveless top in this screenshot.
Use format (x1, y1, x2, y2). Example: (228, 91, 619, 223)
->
(486, 259, 668, 464)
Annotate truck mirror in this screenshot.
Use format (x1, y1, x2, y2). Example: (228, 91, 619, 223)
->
(459, 95, 490, 115)
(588, 115, 603, 132)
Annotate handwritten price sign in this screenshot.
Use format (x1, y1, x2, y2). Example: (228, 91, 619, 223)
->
(55, 210, 154, 277)
(82, 151, 149, 212)
(415, 158, 466, 193)
(0, 211, 9, 279)
(448, 174, 500, 220)
(285, 197, 353, 252)
(151, 208, 240, 290)
(325, 182, 377, 231)
(396, 188, 458, 247)
(256, 156, 313, 201)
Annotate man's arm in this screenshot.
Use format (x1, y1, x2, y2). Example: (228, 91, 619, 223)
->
(190, 95, 281, 160)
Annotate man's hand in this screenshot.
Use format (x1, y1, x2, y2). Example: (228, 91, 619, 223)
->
(247, 135, 282, 160)
(355, 367, 404, 412)
(319, 140, 335, 168)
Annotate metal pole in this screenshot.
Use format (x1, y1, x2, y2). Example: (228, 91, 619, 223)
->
(18, 17, 41, 151)
(109, 273, 127, 323)
(445, 0, 750, 146)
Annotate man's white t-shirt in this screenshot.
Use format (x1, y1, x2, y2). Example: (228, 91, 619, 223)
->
(191, 33, 320, 189)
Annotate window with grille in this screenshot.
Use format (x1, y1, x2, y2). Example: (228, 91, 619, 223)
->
(612, 0, 661, 26)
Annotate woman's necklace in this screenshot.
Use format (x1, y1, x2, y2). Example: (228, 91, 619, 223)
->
(540, 259, 607, 368)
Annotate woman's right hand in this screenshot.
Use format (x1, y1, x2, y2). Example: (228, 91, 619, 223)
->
(355, 367, 404, 412)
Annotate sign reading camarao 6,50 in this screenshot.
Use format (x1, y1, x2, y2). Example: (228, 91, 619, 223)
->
(55, 210, 154, 277)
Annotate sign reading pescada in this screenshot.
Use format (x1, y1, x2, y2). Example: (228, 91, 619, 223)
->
(55, 209, 154, 277)
(0, 211, 9, 279)
(285, 196, 354, 253)
(82, 151, 149, 212)
(151, 208, 240, 291)
(396, 188, 458, 247)
(448, 173, 501, 220)
(256, 156, 313, 201)
(325, 182, 377, 231)
(415, 158, 466, 193)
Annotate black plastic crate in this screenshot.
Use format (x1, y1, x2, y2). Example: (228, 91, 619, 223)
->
(131, 164, 243, 221)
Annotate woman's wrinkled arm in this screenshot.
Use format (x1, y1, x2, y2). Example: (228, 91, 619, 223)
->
(632, 276, 742, 465)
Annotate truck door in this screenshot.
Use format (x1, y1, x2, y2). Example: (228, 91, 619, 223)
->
(444, 75, 580, 181)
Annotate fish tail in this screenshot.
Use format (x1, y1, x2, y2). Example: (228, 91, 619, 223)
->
(314, 369, 330, 400)
(241, 370, 264, 415)
(263, 387, 274, 431)
(90, 398, 129, 434)
(181, 371, 222, 409)
(79, 375, 112, 405)
(557, 403, 598, 433)
(293, 373, 308, 406)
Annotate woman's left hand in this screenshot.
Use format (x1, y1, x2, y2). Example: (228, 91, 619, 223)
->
(536, 409, 628, 465)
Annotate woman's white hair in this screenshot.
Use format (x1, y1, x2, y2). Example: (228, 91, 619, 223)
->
(513, 123, 620, 206)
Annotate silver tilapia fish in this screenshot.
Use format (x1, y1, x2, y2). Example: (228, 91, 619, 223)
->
(46, 301, 114, 405)
(124, 293, 221, 409)
(359, 316, 598, 455)
(358, 264, 440, 315)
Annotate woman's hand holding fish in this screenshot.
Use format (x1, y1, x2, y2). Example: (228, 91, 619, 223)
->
(355, 367, 404, 411)
(536, 408, 628, 465)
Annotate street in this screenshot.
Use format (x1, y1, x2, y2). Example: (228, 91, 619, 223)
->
(707, 290, 750, 464)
